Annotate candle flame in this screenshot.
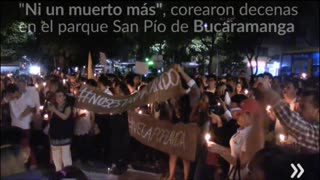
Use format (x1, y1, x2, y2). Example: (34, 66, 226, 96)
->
(279, 134, 286, 142)
(205, 133, 211, 142)
(266, 105, 271, 112)
(44, 114, 49, 121)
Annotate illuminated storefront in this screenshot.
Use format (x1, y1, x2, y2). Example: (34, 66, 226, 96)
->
(280, 49, 320, 77)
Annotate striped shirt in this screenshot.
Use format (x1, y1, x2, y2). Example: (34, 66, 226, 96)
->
(273, 101, 319, 153)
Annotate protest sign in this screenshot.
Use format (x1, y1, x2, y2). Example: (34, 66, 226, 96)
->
(135, 61, 149, 75)
(128, 111, 200, 161)
(75, 68, 184, 114)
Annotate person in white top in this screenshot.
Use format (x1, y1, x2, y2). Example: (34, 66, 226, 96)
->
(73, 108, 95, 164)
(207, 99, 264, 180)
(216, 83, 231, 106)
(4, 83, 38, 168)
(5, 84, 36, 130)
(97, 76, 113, 96)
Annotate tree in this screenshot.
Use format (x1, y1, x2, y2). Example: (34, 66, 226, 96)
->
(0, 21, 35, 58)
(216, 32, 246, 75)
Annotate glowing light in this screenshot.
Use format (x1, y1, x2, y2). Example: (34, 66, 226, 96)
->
(44, 114, 49, 121)
(279, 134, 286, 143)
(247, 61, 266, 67)
(29, 66, 41, 75)
(244, 89, 249, 95)
(205, 133, 211, 142)
(217, 102, 221, 106)
(35, 84, 39, 89)
(39, 106, 44, 111)
(273, 62, 280, 69)
(138, 110, 143, 114)
(6, 73, 13, 77)
(266, 105, 271, 112)
(83, 82, 86, 85)
(43, 82, 46, 87)
(63, 79, 66, 85)
(301, 73, 307, 79)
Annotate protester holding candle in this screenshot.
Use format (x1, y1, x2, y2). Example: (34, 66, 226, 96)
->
(257, 79, 319, 154)
(48, 89, 74, 171)
(3, 83, 38, 169)
(207, 99, 264, 179)
(216, 83, 231, 106)
(73, 108, 95, 165)
(274, 79, 299, 147)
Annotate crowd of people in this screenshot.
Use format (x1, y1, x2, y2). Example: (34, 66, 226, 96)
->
(1, 64, 319, 180)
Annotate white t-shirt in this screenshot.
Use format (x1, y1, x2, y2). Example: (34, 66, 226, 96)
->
(26, 86, 40, 114)
(9, 93, 36, 130)
(74, 109, 93, 136)
(229, 126, 252, 179)
(224, 92, 231, 106)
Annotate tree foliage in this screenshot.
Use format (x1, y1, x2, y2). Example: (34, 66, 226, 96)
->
(1, 21, 34, 58)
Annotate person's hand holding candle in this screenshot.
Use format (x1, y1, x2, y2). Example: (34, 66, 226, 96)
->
(205, 133, 211, 142)
(44, 113, 49, 121)
(279, 133, 287, 144)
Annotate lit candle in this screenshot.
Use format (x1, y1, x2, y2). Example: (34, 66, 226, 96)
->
(39, 106, 44, 111)
(279, 134, 286, 143)
(205, 133, 211, 142)
(244, 89, 249, 95)
(147, 104, 151, 107)
(266, 105, 271, 112)
(43, 82, 46, 87)
(138, 110, 143, 114)
(217, 102, 221, 106)
(44, 114, 49, 121)
(63, 79, 66, 85)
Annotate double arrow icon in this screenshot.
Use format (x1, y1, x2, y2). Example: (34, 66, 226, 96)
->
(291, 163, 304, 178)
